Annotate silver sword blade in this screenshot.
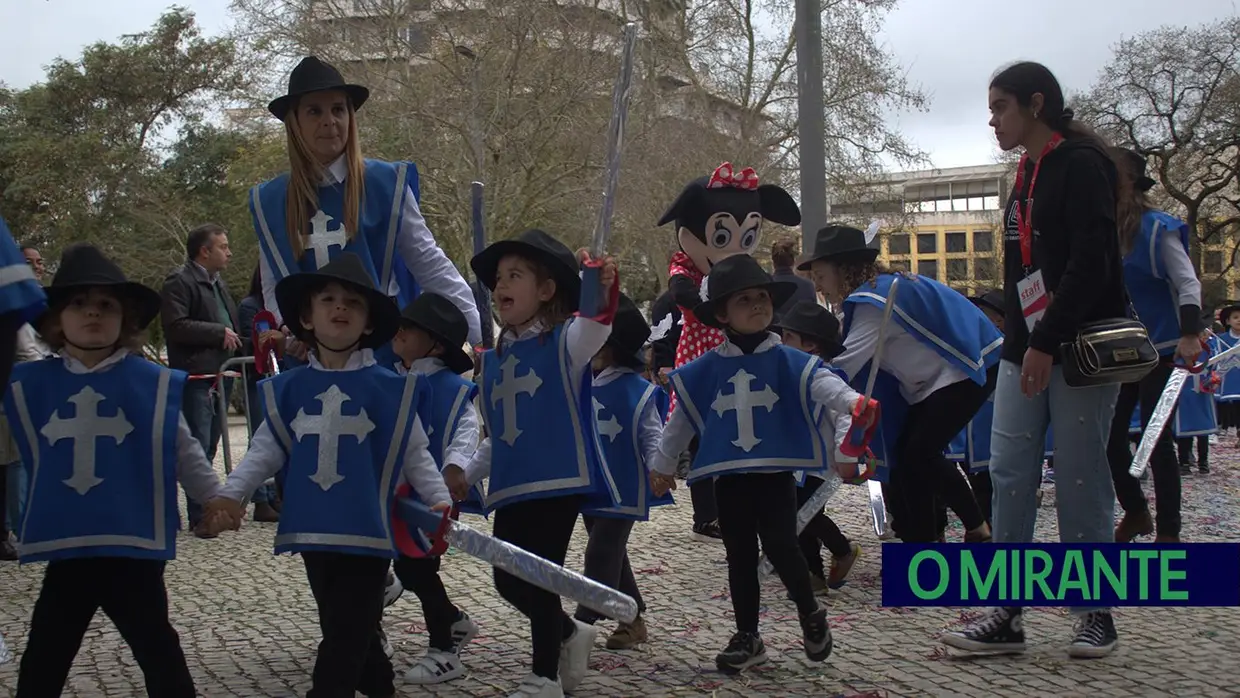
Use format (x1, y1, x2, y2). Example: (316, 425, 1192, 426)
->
(757, 471, 842, 578)
(589, 22, 639, 257)
(867, 479, 887, 538)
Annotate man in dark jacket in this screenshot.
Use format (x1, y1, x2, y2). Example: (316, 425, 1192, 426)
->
(160, 223, 239, 535)
(770, 237, 819, 319)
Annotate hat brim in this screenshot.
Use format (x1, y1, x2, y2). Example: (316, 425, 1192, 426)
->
(43, 282, 162, 330)
(1220, 305, 1240, 324)
(769, 319, 844, 359)
(1136, 175, 1157, 192)
(399, 318, 474, 374)
(268, 84, 370, 121)
(796, 247, 879, 271)
(970, 296, 1005, 317)
(695, 280, 799, 329)
(470, 240, 581, 310)
(275, 273, 400, 350)
(604, 336, 646, 370)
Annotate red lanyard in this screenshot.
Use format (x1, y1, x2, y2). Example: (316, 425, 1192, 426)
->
(1013, 133, 1064, 267)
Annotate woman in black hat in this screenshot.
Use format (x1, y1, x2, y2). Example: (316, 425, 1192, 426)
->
(7, 243, 226, 698)
(801, 223, 1000, 547)
(205, 252, 453, 698)
(249, 55, 480, 363)
(445, 228, 619, 697)
(1211, 304, 1240, 436)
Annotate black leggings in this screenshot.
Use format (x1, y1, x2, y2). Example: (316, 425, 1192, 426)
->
(302, 552, 394, 698)
(574, 516, 645, 624)
(1107, 362, 1182, 537)
(393, 554, 461, 651)
(935, 465, 995, 535)
(492, 495, 581, 680)
(796, 477, 851, 578)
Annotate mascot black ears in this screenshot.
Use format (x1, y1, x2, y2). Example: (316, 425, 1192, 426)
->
(658, 162, 801, 274)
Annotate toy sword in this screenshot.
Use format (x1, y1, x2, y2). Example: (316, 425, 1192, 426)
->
(471, 181, 494, 349)
(579, 22, 638, 317)
(852, 277, 899, 537)
(757, 470, 842, 579)
(397, 497, 639, 623)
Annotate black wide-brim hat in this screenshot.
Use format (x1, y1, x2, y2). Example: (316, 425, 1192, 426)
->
(470, 228, 581, 311)
(694, 254, 797, 329)
(770, 300, 844, 358)
(269, 56, 370, 121)
(1220, 304, 1240, 326)
(399, 292, 474, 374)
(43, 243, 162, 329)
(275, 252, 400, 350)
(1120, 148, 1157, 193)
(970, 288, 1005, 317)
(607, 294, 651, 369)
(797, 223, 878, 270)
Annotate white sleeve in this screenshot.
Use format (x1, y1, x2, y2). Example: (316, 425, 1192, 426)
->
(831, 303, 882, 383)
(637, 397, 664, 467)
(218, 422, 287, 501)
(1160, 231, 1202, 309)
(810, 367, 863, 458)
(402, 415, 452, 507)
(175, 415, 223, 504)
(463, 436, 492, 484)
(651, 407, 694, 476)
(565, 315, 613, 374)
(444, 400, 480, 471)
(259, 251, 282, 327)
(396, 190, 482, 345)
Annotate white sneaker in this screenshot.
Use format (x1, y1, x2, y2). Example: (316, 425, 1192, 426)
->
(384, 570, 404, 607)
(378, 627, 394, 659)
(508, 673, 564, 698)
(404, 649, 465, 684)
(449, 611, 479, 652)
(558, 619, 597, 692)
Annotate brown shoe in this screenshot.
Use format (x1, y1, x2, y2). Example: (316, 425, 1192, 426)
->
(964, 524, 992, 543)
(1114, 508, 1154, 542)
(0, 537, 17, 561)
(605, 615, 648, 650)
(253, 502, 280, 523)
(827, 542, 861, 589)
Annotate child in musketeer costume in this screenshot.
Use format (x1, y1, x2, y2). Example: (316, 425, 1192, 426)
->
(1212, 305, 1240, 442)
(385, 292, 483, 684)
(205, 253, 453, 698)
(1173, 364, 1218, 475)
(801, 224, 1002, 545)
(774, 301, 861, 591)
(442, 229, 620, 698)
(659, 162, 801, 543)
(6, 244, 226, 698)
(648, 254, 878, 673)
(573, 294, 672, 650)
(0, 216, 46, 388)
(250, 55, 481, 368)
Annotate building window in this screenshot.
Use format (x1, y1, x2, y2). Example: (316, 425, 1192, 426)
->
(975, 257, 999, 282)
(983, 195, 1000, 210)
(917, 233, 937, 254)
(945, 232, 967, 253)
(1204, 251, 1224, 274)
(973, 230, 994, 252)
(918, 260, 938, 280)
(947, 259, 968, 281)
(888, 233, 910, 255)
(398, 24, 431, 53)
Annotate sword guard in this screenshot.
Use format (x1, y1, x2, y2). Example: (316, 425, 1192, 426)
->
(841, 396, 881, 457)
(577, 258, 619, 322)
(394, 495, 451, 558)
(841, 449, 878, 486)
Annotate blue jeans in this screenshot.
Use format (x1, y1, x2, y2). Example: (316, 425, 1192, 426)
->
(988, 360, 1119, 614)
(6, 460, 26, 534)
(182, 379, 227, 526)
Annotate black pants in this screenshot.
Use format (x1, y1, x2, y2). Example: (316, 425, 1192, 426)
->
(935, 465, 995, 535)
(492, 495, 580, 680)
(302, 551, 394, 698)
(1176, 436, 1209, 466)
(795, 477, 851, 578)
(17, 558, 195, 698)
(393, 554, 461, 652)
(685, 437, 718, 524)
(715, 472, 817, 633)
(888, 367, 996, 542)
(0, 464, 8, 537)
(1107, 362, 1181, 537)
(574, 515, 645, 624)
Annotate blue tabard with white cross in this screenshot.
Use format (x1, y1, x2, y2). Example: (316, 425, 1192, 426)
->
(479, 324, 619, 512)
(0, 216, 46, 324)
(418, 368, 486, 515)
(1125, 210, 1190, 355)
(670, 346, 828, 484)
(1128, 405, 1142, 435)
(4, 356, 185, 563)
(1175, 372, 1219, 437)
(585, 373, 674, 521)
(1210, 332, 1240, 401)
(260, 364, 425, 558)
(843, 273, 1003, 386)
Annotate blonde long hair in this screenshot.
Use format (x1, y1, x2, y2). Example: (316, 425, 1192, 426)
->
(283, 101, 366, 259)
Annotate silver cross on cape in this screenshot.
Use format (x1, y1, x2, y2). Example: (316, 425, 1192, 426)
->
(711, 368, 779, 452)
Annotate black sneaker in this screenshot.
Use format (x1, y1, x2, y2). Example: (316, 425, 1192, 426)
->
(1067, 611, 1118, 658)
(1180, 463, 1193, 476)
(715, 631, 767, 673)
(692, 520, 724, 544)
(1199, 463, 1210, 474)
(940, 607, 1026, 653)
(800, 607, 833, 661)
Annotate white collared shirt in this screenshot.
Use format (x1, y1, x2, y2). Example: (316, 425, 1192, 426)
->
(832, 303, 968, 405)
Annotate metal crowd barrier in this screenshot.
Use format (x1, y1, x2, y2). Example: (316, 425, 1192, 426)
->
(216, 355, 258, 475)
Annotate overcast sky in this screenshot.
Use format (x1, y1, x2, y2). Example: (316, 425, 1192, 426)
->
(0, 0, 1235, 169)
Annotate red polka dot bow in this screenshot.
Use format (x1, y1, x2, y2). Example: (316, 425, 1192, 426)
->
(707, 162, 759, 190)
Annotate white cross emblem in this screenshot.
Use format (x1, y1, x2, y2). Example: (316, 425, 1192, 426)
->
(42, 386, 134, 495)
(710, 368, 779, 452)
(291, 385, 375, 491)
(593, 398, 622, 442)
(306, 210, 347, 269)
(489, 355, 542, 446)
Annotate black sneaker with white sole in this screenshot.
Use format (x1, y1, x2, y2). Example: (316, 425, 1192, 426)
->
(715, 631, 767, 673)
(1067, 611, 1118, 658)
(800, 608, 833, 661)
(939, 606, 1026, 653)
(692, 520, 724, 543)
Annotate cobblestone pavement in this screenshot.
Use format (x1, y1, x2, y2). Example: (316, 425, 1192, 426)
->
(2, 419, 1239, 697)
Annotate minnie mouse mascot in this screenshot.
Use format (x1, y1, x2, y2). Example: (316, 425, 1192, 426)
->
(656, 162, 801, 541)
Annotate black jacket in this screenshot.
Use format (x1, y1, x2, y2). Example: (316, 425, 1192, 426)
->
(649, 290, 681, 370)
(1001, 137, 1128, 363)
(160, 262, 239, 374)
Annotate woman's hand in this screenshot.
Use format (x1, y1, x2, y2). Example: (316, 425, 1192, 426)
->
(286, 337, 309, 362)
(1020, 347, 1053, 398)
(1176, 335, 1205, 365)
